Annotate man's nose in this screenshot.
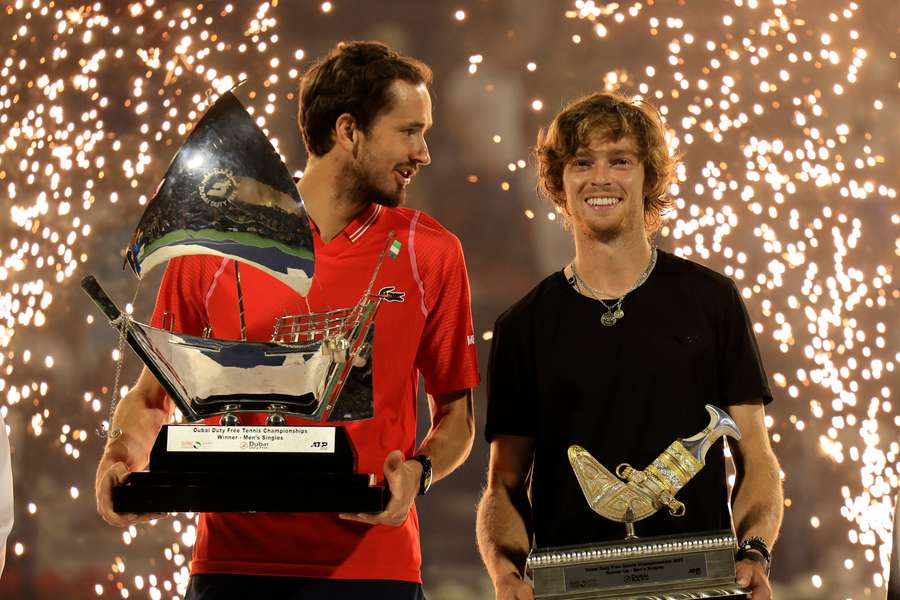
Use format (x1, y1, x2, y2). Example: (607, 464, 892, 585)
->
(412, 139, 431, 166)
(587, 163, 612, 186)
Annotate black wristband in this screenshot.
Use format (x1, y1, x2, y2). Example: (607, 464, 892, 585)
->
(736, 536, 771, 576)
(736, 547, 767, 566)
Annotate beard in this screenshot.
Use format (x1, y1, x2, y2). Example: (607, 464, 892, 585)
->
(342, 151, 405, 208)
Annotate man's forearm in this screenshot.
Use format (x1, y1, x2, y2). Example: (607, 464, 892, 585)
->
(102, 368, 171, 469)
(416, 389, 474, 483)
(476, 482, 533, 584)
(731, 454, 784, 546)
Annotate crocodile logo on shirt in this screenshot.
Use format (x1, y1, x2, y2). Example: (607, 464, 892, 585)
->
(378, 286, 406, 303)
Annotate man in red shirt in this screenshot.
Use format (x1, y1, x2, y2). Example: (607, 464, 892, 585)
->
(95, 41, 480, 599)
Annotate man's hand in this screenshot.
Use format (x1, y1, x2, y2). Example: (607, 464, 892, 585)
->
(95, 447, 165, 527)
(339, 450, 421, 526)
(94, 369, 171, 527)
(736, 558, 772, 600)
(495, 572, 535, 600)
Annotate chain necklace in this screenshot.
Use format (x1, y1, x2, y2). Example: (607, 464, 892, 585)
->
(569, 247, 658, 326)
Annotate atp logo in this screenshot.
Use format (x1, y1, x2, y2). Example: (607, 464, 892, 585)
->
(378, 286, 406, 303)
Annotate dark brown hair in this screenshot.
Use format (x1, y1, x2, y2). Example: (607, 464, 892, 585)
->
(535, 92, 677, 232)
(298, 41, 433, 157)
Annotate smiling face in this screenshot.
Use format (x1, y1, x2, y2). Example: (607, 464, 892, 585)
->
(344, 80, 432, 207)
(561, 132, 648, 243)
(535, 92, 677, 236)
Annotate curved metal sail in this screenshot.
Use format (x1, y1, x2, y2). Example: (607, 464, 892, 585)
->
(125, 91, 314, 296)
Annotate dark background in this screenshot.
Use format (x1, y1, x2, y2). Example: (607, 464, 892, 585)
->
(0, 1, 897, 598)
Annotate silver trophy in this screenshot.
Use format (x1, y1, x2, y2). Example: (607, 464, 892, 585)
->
(526, 405, 750, 599)
(82, 91, 388, 513)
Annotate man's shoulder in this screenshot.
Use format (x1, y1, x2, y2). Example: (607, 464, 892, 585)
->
(496, 272, 563, 329)
(381, 207, 463, 259)
(390, 207, 457, 240)
(659, 250, 737, 296)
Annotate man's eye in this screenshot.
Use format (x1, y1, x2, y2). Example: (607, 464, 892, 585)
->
(573, 159, 591, 167)
(611, 158, 631, 167)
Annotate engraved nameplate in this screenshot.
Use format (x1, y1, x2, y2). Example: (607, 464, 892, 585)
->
(167, 425, 336, 453)
(564, 553, 708, 592)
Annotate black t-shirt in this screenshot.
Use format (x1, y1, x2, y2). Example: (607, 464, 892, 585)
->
(485, 250, 772, 549)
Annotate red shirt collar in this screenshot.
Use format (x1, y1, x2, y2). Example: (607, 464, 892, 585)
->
(295, 178, 383, 244)
(345, 203, 382, 243)
(307, 202, 383, 244)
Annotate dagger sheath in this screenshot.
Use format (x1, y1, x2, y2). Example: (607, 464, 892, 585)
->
(568, 404, 741, 525)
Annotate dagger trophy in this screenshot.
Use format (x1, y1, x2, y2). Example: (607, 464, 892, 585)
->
(568, 404, 741, 539)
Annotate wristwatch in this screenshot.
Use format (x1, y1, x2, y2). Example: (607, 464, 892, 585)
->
(410, 454, 433, 496)
(736, 536, 771, 576)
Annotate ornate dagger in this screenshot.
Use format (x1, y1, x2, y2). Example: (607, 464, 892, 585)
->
(568, 404, 741, 530)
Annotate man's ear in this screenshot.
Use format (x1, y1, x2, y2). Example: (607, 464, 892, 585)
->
(334, 113, 360, 155)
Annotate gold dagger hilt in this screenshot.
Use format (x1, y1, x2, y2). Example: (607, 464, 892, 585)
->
(614, 405, 741, 517)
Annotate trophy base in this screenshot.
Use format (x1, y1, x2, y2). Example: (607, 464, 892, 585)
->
(111, 424, 387, 514)
(112, 471, 387, 513)
(527, 530, 749, 599)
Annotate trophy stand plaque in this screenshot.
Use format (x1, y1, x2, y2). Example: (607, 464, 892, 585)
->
(112, 425, 386, 513)
(527, 530, 748, 599)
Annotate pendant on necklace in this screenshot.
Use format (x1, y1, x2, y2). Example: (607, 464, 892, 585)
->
(600, 311, 617, 326)
(614, 308, 625, 320)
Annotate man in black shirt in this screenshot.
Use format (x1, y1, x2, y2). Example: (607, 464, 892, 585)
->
(476, 92, 783, 600)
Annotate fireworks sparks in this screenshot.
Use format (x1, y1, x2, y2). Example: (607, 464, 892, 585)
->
(556, 1, 897, 594)
(0, 0, 896, 598)
(1, 1, 318, 596)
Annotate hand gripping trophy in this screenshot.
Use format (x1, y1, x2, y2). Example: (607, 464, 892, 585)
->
(82, 90, 391, 514)
(526, 405, 752, 599)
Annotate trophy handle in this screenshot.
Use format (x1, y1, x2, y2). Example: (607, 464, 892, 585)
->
(81, 275, 200, 420)
(81, 275, 123, 323)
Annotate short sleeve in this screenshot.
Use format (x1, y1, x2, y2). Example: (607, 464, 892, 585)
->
(149, 256, 211, 336)
(718, 280, 773, 406)
(414, 236, 480, 395)
(484, 311, 538, 441)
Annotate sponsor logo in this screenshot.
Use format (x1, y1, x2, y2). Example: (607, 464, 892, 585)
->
(378, 286, 406, 303)
(199, 168, 238, 207)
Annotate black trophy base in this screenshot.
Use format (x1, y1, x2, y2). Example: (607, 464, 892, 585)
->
(111, 424, 387, 514)
(112, 471, 386, 513)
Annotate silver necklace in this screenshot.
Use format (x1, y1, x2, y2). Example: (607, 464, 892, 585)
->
(569, 247, 658, 326)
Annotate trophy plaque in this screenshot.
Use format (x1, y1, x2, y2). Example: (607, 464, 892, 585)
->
(526, 405, 751, 599)
(83, 90, 388, 514)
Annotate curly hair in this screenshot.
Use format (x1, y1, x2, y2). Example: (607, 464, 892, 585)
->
(534, 92, 678, 232)
(298, 41, 433, 157)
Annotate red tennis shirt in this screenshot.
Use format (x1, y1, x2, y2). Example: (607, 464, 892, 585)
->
(149, 203, 480, 582)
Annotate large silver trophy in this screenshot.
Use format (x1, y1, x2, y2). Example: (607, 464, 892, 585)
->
(82, 91, 388, 513)
(526, 405, 750, 599)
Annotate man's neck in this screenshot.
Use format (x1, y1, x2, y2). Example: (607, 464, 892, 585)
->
(571, 229, 654, 298)
(297, 156, 369, 243)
